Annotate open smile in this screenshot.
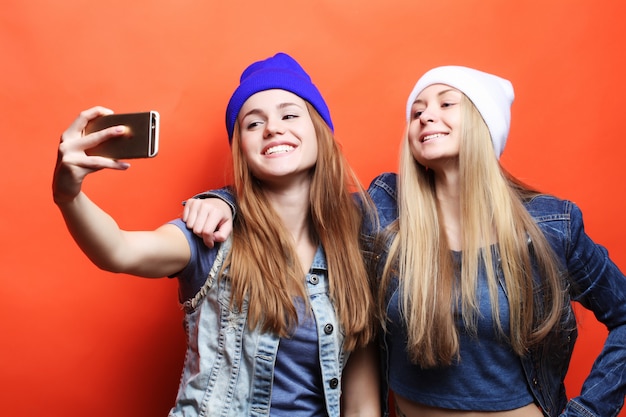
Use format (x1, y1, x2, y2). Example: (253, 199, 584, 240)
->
(421, 133, 448, 143)
(264, 144, 295, 155)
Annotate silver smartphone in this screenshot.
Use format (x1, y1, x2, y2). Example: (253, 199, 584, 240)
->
(84, 111, 160, 159)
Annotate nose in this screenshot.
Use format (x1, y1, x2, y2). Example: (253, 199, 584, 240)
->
(419, 107, 436, 124)
(264, 117, 285, 138)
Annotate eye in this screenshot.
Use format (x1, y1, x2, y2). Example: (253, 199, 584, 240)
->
(245, 120, 263, 130)
(441, 102, 456, 108)
(282, 113, 298, 120)
(410, 104, 424, 119)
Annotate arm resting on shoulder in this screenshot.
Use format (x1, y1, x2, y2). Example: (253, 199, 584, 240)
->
(182, 186, 236, 247)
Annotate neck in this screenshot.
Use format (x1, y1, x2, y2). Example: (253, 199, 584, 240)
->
(263, 179, 316, 274)
(264, 179, 311, 234)
(434, 169, 462, 251)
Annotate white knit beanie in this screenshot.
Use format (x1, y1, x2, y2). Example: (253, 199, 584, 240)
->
(405, 66, 514, 158)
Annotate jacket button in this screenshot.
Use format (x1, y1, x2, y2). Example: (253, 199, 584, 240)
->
(324, 323, 334, 334)
(329, 378, 339, 389)
(309, 274, 319, 285)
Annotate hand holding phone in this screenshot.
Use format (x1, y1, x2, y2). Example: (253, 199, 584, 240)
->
(84, 111, 160, 159)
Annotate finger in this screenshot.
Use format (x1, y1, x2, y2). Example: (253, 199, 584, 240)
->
(58, 135, 131, 171)
(60, 110, 130, 158)
(80, 125, 129, 151)
(202, 234, 216, 249)
(78, 155, 131, 171)
(198, 210, 222, 238)
(52, 147, 129, 204)
(63, 106, 114, 141)
(182, 199, 198, 225)
(187, 199, 211, 232)
(212, 219, 233, 243)
(198, 207, 229, 248)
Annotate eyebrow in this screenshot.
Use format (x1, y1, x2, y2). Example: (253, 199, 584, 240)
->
(413, 88, 460, 105)
(240, 102, 304, 120)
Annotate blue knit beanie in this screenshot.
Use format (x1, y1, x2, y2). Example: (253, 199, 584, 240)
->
(225, 52, 333, 142)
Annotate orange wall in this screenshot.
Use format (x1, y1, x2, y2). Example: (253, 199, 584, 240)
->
(2, 1, 625, 415)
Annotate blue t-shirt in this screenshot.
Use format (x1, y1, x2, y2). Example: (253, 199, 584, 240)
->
(271, 297, 326, 416)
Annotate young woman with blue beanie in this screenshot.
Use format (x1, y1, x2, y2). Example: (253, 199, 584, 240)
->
(188, 64, 626, 417)
(52, 53, 380, 416)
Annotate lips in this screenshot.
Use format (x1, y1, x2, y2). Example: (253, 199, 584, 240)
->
(263, 144, 294, 155)
(421, 133, 448, 143)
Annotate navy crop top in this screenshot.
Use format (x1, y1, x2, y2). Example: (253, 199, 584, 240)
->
(386, 252, 535, 411)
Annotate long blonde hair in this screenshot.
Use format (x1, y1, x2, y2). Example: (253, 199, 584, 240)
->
(380, 95, 565, 367)
(226, 103, 375, 351)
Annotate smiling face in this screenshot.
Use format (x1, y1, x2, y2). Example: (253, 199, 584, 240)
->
(237, 89, 318, 185)
(407, 84, 463, 171)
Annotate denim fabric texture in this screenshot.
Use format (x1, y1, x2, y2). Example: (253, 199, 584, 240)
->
(367, 172, 626, 417)
(167, 228, 346, 417)
(198, 175, 626, 416)
(385, 249, 536, 411)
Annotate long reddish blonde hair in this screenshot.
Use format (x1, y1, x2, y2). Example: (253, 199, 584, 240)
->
(225, 103, 375, 351)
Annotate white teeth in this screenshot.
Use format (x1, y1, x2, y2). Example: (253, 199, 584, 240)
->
(264, 145, 294, 155)
(423, 133, 447, 142)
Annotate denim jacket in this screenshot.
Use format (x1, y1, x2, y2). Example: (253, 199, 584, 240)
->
(196, 175, 626, 416)
(168, 231, 347, 417)
(367, 173, 626, 417)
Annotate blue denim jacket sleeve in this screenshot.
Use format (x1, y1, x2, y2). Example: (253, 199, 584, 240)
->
(550, 200, 626, 417)
(367, 173, 399, 231)
(365, 173, 398, 417)
(190, 186, 237, 216)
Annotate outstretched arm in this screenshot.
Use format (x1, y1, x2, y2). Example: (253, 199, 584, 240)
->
(53, 106, 190, 278)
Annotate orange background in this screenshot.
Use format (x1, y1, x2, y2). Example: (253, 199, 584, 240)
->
(2, 1, 625, 415)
